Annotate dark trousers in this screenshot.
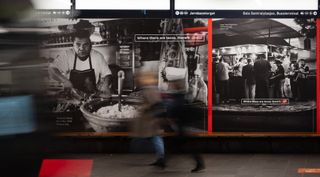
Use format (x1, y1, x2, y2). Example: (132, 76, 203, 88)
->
(255, 79, 269, 98)
(168, 104, 204, 168)
(274, 79, 284, 98)
(175, 122, 204, 167)
(233, 76, 245, 101)
(217, 80, 229, 103)
(290, 78, 298, 99)
(297, 79, 307, 101)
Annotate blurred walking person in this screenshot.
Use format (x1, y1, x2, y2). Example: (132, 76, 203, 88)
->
(131, 72, 166, 168)
(165, 79, 205, 173)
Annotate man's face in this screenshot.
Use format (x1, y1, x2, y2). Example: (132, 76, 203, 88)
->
(73, 37, 91, 58)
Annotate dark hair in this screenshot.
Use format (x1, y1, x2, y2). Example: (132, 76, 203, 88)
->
(72, 30, 90, 41)
(247, 59, 252, 63)
(275, 60, 282, 64)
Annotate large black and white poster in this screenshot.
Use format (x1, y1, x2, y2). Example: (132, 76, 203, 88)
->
(212, 18, 317, 132)
(39, 18, 208, 133)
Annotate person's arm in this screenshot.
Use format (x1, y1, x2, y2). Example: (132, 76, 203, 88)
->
(267, 61, 272, 72)
(97, 75, 112, 97)
(48, 52, 73, 89)
(96, 52, 112, 97)
(48, 67, 73, 88)
(280, 66, 285, 77)
(267, 61, 272, 78)
(301, 66, 310, 75)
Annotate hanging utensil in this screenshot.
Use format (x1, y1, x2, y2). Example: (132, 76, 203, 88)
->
(117, 70, 125, 111)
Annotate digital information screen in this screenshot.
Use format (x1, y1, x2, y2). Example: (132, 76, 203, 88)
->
(175, 0, 318, 10)
(75, 0, 170, 10)
(31, 0, 72, 10)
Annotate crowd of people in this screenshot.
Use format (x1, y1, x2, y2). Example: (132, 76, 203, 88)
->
(214, 55, 310, 104)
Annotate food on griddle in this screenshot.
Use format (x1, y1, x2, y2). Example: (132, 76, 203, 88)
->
(93, 103, 140, 119)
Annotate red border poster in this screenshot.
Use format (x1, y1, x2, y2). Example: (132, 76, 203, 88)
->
(207, 19, 213, 133)
(317, 19, 320, 133)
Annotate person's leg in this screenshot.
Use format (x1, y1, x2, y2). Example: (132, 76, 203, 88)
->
(280, 79, 285, 98)
(234, 77, 240, 101)
(301, 79, 307, 101)
(290, 79, 297, 99)
(219, 81, 226, 103)
(255, 79, 261, 98)
(263, 79, 270, 98)
(150, 136, 166, 168)
(274, 82, 280, 98)
(251, 84, 256, 99)
(152, 136, 165, 159)
(217, 80, 223, 103)
(240, 77, 245, 100)
(297, 79, 303, 101)
(244, 80, 249, 99)
(225, 80, 230, 102)
(191, 153, 205, 172)
(188, 129, 205, 172)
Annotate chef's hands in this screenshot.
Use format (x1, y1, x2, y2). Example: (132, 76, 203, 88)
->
(98, 92, 112, 99)
(63, 79, 73, 89)
(96, 75, 112, 98)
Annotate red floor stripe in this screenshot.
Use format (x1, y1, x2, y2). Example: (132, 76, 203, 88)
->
(38, 159, 93, 177)
(298, 168, 320, 174)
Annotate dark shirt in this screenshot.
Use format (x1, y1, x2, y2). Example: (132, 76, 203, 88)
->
(242, 64, 256, 85)
(299, 65, 310, 79)
(254, 59, 271, 80)
(273, 65, 285, 81)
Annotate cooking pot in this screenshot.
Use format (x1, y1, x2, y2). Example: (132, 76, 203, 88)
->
(80, 96, 142, 132)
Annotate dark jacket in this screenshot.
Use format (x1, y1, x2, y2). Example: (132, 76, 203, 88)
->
(242, 64, 256, 85)
(254, 59, 271, 80)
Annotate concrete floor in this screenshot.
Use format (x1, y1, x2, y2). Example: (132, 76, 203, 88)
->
(45, 153, 320, 177)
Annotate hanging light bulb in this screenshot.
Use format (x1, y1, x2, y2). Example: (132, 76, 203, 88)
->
(90, 26, 104, 43)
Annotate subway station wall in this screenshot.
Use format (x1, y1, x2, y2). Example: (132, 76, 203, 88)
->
(0, 18, 318, 136)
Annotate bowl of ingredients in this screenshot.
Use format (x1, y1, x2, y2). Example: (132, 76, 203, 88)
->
(80, 96, 142, 132)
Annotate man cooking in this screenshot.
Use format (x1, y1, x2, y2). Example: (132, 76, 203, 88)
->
(49, 25, 112, 98)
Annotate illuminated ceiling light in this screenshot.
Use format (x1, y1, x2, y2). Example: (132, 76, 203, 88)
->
(90, 26, 104, 43)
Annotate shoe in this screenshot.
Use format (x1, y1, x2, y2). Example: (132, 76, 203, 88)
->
(149, 158, 166, 169)
(149, 161, 159, 166)
(155, 161, 166, 169)
(191, 165, 205, 173)
(149, 158, 163, 165)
